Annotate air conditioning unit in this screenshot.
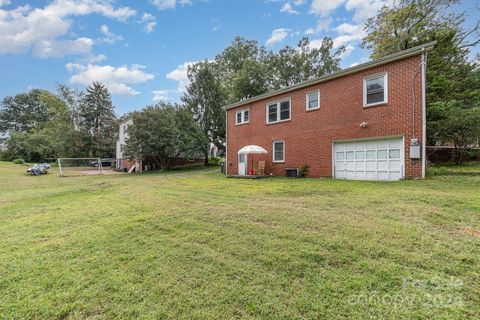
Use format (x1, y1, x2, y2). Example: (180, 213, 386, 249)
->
(285, 168, 299, 178)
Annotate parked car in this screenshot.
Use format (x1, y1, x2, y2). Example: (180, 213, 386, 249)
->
(89, 159, 114, 167)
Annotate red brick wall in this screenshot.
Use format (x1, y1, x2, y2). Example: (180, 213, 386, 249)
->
(226, 54, 425, 178)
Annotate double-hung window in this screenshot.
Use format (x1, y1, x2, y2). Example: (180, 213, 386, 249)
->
(363, 73, 388, 107)
(235, 109, 249, 125)
(266, 98, 291, 124)
(306, 90, 320, 110)
(273, 140, 285, 163)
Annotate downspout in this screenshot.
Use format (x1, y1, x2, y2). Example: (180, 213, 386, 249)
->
(421, 52, 427, 178)
(225, 109, 228, 176)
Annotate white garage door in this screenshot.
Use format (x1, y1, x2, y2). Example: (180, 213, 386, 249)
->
(334, 137, 404, 180)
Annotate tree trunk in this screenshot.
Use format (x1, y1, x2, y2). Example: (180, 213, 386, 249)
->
(204, 149, 209, 166)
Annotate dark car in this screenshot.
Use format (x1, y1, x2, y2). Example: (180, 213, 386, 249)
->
(89, 159, 114, 167)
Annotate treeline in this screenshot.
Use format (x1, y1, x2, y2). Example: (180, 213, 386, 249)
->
(0, 82, 117, 162)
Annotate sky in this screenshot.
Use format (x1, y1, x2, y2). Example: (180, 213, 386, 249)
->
(0, 0, 478, 115)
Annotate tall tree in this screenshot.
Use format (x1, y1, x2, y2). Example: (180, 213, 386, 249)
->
(215, 37, 272, 102)
(362, 0, 480, 145)
(266, 37, 344, 89)
(78, 82, 117, 157)
(182, 61, 227, 165)
(56, 84, 84, 130)
(0, 89, 52, 134)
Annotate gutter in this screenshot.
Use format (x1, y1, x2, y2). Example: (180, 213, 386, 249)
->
(224, 41, 437, 110)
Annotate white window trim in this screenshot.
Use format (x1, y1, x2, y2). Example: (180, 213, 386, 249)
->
(235, 108, 250, 125)
(272, 140, 285, 163)
(265, 98, 291, 124)
(306, 90, 320, 111)
(363, 72, 388, 107)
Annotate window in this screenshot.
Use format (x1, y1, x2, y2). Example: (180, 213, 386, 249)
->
(235, 109, 249, 125)
(356, 151, 365, 160)
(273, 141, 285, 162)
(346, 151, 354, 160)
(306, 90, 320, 110)
(336, 152, 345, 160)
(377, 150, 388, 159)
(266, 99, 291, 124)
(366, 150, 376, 160)
(123, 125, 128, 135)
(389, 149, 400, 159)
(364, 73, 388, 107)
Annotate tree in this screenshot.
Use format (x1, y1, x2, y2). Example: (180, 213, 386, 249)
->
(266, 37, 344, 89)
(56, 84, 84, 130)
(0, 89, 53, 134)
(125, 103, 206, 170)
(430, 101, 480, 164)
(182, 61, 227, 165)
(362, 0, 480, 146)
(78, 82, 118, 157)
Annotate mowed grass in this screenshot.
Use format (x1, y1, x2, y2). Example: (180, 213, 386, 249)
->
(0, 162, 479, 319)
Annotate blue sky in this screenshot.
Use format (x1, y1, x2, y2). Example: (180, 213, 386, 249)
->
(0, 0, 478, 115)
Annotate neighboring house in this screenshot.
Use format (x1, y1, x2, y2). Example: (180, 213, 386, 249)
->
(225, 42, 436, 180)
(0, 143, 6, 152)
(116, 119, 138, 171)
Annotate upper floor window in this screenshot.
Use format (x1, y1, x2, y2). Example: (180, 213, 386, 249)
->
(306, 90, 320, 110)
(364, 73, 388, 107)
(266, 98, 291, 124)
(236, 109, 249, 125)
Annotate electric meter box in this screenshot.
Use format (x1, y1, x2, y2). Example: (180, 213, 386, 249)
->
(410, 138, 420, 159)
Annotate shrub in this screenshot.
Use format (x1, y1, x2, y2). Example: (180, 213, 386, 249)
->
(209, 156, 221, 165)
(298, 164, 310, 178)
(13, 158, 26, 164)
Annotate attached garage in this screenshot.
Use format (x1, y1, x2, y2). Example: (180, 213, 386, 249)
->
(333, 137, 404, 181)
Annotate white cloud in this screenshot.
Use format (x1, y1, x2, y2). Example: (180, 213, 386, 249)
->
(152, 89, 171, 102)
(280, 3, 299, 14)
(34, 37, 93, 58)
(166, 61, 197, 93)
(0, 0, 11, 7)
(345, 0, 387, 22)
(151, 0, 191, 10)
(309, 0, 345, 17)
(67, 63, 154, 96)
(305, 17, 332, 34)
(333, 22, 365, 48)
(266, 28, 290, 46)
(0, 0, 135, 58)
(140, 13, 157, 33)
(99, 24, 123, 44)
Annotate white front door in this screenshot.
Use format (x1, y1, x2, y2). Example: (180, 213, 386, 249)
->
(238, 153, 247, 176)
(334, 137, 404, 180)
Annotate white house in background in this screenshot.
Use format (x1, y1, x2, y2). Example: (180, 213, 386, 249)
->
(116, 118, 134, 171)
(0, 143, 6, 152)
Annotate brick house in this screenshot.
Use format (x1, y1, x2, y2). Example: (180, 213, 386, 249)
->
(224, 42, 436, 180)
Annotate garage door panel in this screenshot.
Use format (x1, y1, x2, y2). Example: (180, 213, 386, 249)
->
(389, 161, 401, 171)
(334, 137, 404, 181)
(355, 162, 366, 170)
(366, 161, 376, 170)
(378, 161, 388, 171)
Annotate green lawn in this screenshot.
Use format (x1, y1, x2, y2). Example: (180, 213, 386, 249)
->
(0, 162, 479, 319)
